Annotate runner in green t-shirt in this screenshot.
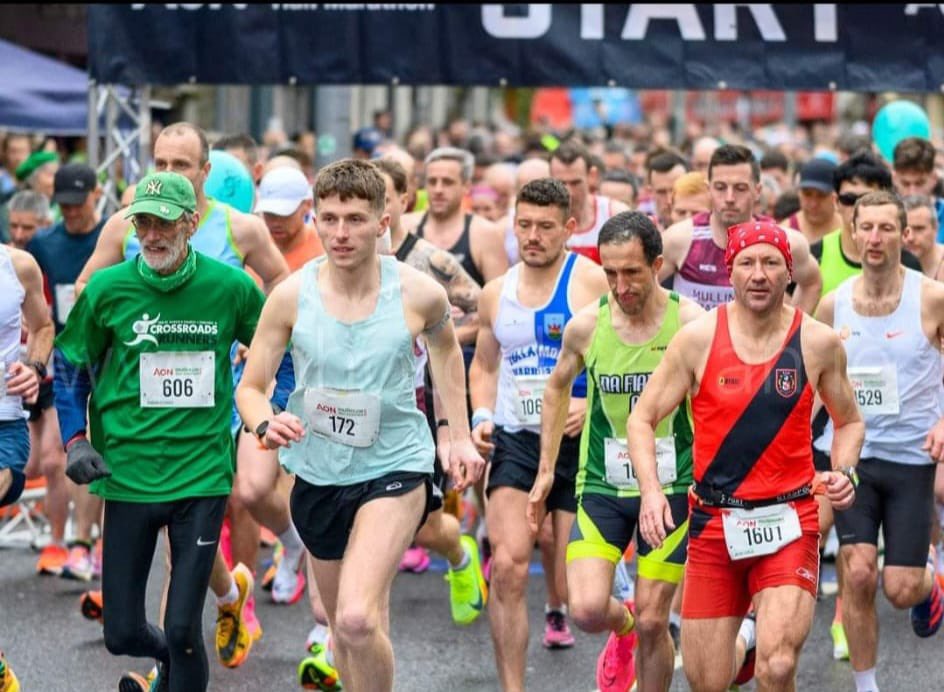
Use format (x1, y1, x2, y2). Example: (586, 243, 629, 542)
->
(527, 211, 703, 692)
(54, 171, 265, 692)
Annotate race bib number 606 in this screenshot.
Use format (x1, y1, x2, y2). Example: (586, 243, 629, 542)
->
(140, 351, 215, 408)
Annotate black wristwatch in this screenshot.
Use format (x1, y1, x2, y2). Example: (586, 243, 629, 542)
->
(254, 419, 270, 441)
(29, 361, 48, 380)
(436, 419, 450, 429)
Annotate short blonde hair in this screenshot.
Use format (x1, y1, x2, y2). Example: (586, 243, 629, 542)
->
(672, 171, 709, 198)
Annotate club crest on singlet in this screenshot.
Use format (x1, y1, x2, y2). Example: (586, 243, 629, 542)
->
(775, 368, 797, 398)
(543, 313, 564, 341)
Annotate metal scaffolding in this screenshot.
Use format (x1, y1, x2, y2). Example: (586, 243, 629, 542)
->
(86, 81, 151, 218)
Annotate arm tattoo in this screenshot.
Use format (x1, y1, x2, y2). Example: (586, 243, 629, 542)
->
(423, 307, 452, 335)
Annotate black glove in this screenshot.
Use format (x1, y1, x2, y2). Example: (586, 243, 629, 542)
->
(65, 438, 111, 485)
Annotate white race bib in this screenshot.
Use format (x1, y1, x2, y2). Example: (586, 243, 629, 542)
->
(304, 388, 381, 448)
(604, 437, 677, 489)
(722, 503, 802, 560)
(514, 374, 547, 426)
(0, 363, 6, 397)
(54, 283, 76, 326)
(848, 365, 899, 415)
(140, 351, 215, 408)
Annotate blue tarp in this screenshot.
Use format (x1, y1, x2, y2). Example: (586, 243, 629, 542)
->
(0, 38, 88, 135)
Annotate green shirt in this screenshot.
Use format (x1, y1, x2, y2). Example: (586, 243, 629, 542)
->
(55, 251, 265, 503)
(577, 293, 693, 498)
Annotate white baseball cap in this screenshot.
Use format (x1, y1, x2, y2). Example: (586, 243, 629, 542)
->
(254, 167, 312, 216)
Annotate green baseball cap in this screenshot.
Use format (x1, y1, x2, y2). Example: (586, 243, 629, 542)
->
(124, 171, 197, 220)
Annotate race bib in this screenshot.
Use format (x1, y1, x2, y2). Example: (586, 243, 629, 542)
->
(140, 351, 215, 408)
(722, 503, 802, 560)
(848, 365, 899, 415)
(514, 374, 547, 426)
(54, 283, 76, 326)
(0, 363, 6, 397)
(304, 388, 381, 448)
(604, 437, 677, 490)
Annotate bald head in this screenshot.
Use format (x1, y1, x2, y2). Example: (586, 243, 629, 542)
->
(515, 158, 550, 192)
(691, 137, 721, 174)
(484, 163, 515, 212)
(382, 146, 416, 180)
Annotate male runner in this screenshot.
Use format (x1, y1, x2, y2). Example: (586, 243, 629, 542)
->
(814, 191, 944, 692)
(54, 172, 267, 691)
(659, 145, 822, 313)
(470, 178, 609, 692)
(902, 195, 944, 281)
(549, 140, 631, 263)
(629, 221, 862, 691)
(7, 190, 50, 250)
(236, 159, 485, 692)
(527, 211, 704, 692)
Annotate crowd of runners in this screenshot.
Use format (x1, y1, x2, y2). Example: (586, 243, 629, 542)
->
(2, 114, 944, 692)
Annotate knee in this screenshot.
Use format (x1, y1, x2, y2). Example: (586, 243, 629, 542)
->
(568, 593, 610, 634)
(333, 605, 381, 650)
(490, 550, 528, 599)
(684, 660, 731, 692)
(842, 558, 878, 595)
(104, 620, 142, 657)
(40, 447, 65, 477)
(884, 575, 926, 609)
(165, 621, 201, 656)
(635, 606, 667, 643)
(755, 650, 798, 689)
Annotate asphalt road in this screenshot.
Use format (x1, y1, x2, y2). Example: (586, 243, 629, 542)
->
(1, 544, 941, 691)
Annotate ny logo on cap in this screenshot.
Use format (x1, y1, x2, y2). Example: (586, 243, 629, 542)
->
(159, 205, 170, 215)
(145, 180, 163, 196)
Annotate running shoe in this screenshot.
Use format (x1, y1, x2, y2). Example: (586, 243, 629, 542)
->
(261, 540, 284, 592)
(215, 563, 255, 668)
(36, 543, 68, 576)
(912, 546, 944, 638)
(92, 538, 104, 579)
(119, 663, 165, 692)
(398, 545, 430, 573)
(80, 589, 104, 623)
(595, 601, 637, 692)
(543, 609, 576, 649)
(734, 612, 757, 685)
(668, 621, 681, 654)
(445, 535, 487, 625)
(298, 642, 342, 691)
(219, 517, 233, 571)
(62, 542, 93, 581)
(272, 564, 307, 605)
(244, 592, 263, 642)
(0, 650, 20, 692)
(830, 621, 849, 660)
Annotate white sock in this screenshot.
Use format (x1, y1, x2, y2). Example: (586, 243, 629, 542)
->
(307, 623, 329, 647)
(854, 667, 879, 692)
(216, 580, 238, 606)
(669, 611, 682, 628)
(450, 545, 470, 570)
(737, 616, 756, 651)
(278, 523, 305, 570)
(545, 603, 567, 615)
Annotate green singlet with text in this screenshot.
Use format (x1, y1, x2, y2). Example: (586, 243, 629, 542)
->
(577, 292, 693, 498)
(55, 250, 265, 503)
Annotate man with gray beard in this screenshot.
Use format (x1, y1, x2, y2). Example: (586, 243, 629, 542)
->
(53, 171, 268, 691)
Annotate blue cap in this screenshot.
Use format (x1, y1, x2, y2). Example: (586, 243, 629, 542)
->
(353, 127, 383, 155)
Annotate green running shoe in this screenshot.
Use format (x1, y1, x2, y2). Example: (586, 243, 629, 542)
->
(830, 621, 849, 661)
(298, 642, 342, 691)
(445, 534, 488, 626)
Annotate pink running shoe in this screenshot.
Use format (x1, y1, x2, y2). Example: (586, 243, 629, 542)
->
(543, 609, 576, 649)
(398, 546, 431, 573)
(244, 592, 263, 642)
(596, 610, 637, 692)
(219, 517, 233, 571)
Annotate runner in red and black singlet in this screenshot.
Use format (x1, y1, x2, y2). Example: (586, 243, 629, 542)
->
(627, 221, 863, 691)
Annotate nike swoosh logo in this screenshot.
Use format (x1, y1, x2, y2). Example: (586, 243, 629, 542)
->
(196, 537, 216, 546)
(886, 331, 904, 339)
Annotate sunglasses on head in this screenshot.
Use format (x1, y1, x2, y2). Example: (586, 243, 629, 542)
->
(837, 192, 866, 207)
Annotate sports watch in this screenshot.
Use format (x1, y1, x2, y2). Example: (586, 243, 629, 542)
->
(254, 419, 270, 442)
(837, 465, 859, 489)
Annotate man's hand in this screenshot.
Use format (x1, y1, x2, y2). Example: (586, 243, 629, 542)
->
(821, 471, 855, 511)
(5, 362, 39, 404)
(261, 411, 306, 449)
(563, 397, 588, 438)
(526, 470, 553, 535)
(923, 419, 944, 463)
(65, 438, 111, 485)
(471, 420, 495, 457)
(447, 438, 485, 493)
(231, 343, 250, 366)
(639, 489, 675, 549)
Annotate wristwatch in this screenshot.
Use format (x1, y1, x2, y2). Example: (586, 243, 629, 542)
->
(837, 466, 859, 489)
(254, 419, 270, 442)
(29, 360, 48, 380)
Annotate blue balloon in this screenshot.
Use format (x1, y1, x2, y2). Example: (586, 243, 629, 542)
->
(205, 150, 255, 213)
(872, 100, 931, 163)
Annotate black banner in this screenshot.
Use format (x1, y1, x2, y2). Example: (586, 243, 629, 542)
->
(88, 4, 944, 91)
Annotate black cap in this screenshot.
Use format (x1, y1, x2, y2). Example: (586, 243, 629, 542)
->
(797, 158, 837, 194)
(53, 163, 97, 205)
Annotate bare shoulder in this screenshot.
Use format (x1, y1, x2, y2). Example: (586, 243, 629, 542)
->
(921, 272, 944, 307)
(477, 272, 506, 317)
(227, 206, 268, 245)
(401, 211, 424, 234)
(399, 260, 448, 306)
(677, 294, 707, 324)
(609, 198, 632, 215)
(676, 308, 717, 355)
(801, 312, 843, 368)
(100, 206, 134, 242)
(470, 214, 504, 241)
(268, 267, 304, 309)
(565, 300, 601, 345)
(784, 227, 812, 254)
(7, 246, 41, 281)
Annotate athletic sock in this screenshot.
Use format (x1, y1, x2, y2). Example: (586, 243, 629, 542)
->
(668, 611, 681, 629)
(853, 667, 879, 692)
(216, 580, 239, 606)
(307, 623, 329, 647)
(278, 523, 305, 570)
(616, 603, 634, 636)
(545, 603, 567, 615)
(450, 545, 470, 570)
(737, 616, 756, 651)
